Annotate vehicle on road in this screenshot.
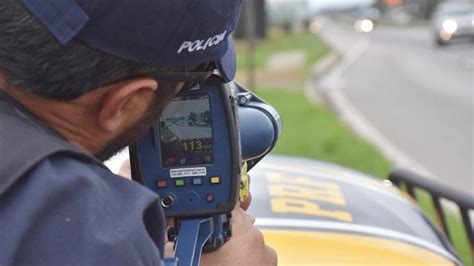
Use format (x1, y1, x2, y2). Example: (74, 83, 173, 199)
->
(106, 75, 473, 264)
(353, 18, 375, 33)
(248, 156, 473, 265)
(432, 2, 474, 46)
(107, 140, 473, 265)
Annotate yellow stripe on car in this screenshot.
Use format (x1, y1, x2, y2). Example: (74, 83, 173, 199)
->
(263, 230, 455, 265)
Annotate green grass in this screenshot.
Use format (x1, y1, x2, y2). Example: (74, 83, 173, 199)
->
(445, 214, 472, 266)
(255, 88, 471, 264)
(236, 31, 330, 70)
(236, 30, 471, 264)
(256, 88, 391, 178)
(414, 190, 473, 266)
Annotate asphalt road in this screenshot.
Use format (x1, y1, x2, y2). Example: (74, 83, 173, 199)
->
(168, 124, 212, 139)
(319, 22, 473, 194)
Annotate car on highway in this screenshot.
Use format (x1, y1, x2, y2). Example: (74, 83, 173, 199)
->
(432, 1, 474, 46)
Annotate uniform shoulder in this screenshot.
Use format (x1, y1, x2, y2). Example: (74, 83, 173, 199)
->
(35, 153, 154, 199)
(0, 153, 166, 265)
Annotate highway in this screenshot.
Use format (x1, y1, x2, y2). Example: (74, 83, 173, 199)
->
(167, 123, 212, 139)
(318, 22, 473, 194)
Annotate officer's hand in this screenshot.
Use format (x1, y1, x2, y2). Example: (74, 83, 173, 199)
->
(199, 205, 277, 266)
(164, 205, 277, 266)
(121, 159, 273, 264)
(164, 205, 277, 265)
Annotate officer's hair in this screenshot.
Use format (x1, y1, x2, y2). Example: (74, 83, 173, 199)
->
(0, 1, 178, 101)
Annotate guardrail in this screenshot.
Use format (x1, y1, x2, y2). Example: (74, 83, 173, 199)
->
(389, 169, 474, 260)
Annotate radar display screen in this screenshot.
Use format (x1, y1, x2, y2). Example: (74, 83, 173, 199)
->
(159, 94, 214, 168)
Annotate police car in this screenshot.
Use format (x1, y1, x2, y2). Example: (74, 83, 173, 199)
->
(247, 155, 472, 265)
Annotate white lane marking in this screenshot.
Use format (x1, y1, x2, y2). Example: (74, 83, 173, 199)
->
(256, 217, 460, 264)
(317, 34, 470, 215)
(318, 35, 440, 181)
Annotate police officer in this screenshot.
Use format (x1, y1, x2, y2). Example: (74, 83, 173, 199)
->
(0, 0, 277, 265)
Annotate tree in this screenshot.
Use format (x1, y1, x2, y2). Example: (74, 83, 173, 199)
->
(423, 0, 441, 19)
(188, 112, 197, 126)
(373, 0, 387, 14)
(234, 0, 267, 40)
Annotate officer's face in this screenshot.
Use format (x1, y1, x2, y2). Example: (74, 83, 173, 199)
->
(94, 82, 181, 161)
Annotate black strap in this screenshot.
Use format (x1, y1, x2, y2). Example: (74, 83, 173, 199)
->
(0, 102, 106, 196)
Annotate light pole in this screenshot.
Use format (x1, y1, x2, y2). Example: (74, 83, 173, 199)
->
(244, 0, 257, 91)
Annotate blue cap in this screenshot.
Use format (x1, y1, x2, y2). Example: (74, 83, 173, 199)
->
(21, 0, 242, 82)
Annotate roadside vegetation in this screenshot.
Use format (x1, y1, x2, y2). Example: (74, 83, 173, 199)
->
(235, 29, 471, 265)
(236, 29, 330, 70)
(235, 29, 391, 178)
(415, 190, 472, 265)
(256, 88, 391, 178)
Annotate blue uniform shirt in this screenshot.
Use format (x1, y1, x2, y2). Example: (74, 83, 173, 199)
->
(0, 92, 166, 266)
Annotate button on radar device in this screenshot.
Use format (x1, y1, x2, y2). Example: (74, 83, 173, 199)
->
(130, 75, 281, 266)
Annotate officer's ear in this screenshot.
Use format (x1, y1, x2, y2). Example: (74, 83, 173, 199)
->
(97, 78, 158, 132)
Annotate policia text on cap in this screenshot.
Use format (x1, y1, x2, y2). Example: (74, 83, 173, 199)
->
(0, 1, 277, 265)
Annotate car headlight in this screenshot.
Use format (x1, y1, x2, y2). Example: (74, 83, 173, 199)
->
(442, 19, 458, 34)
(354, 19, 374, 33)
